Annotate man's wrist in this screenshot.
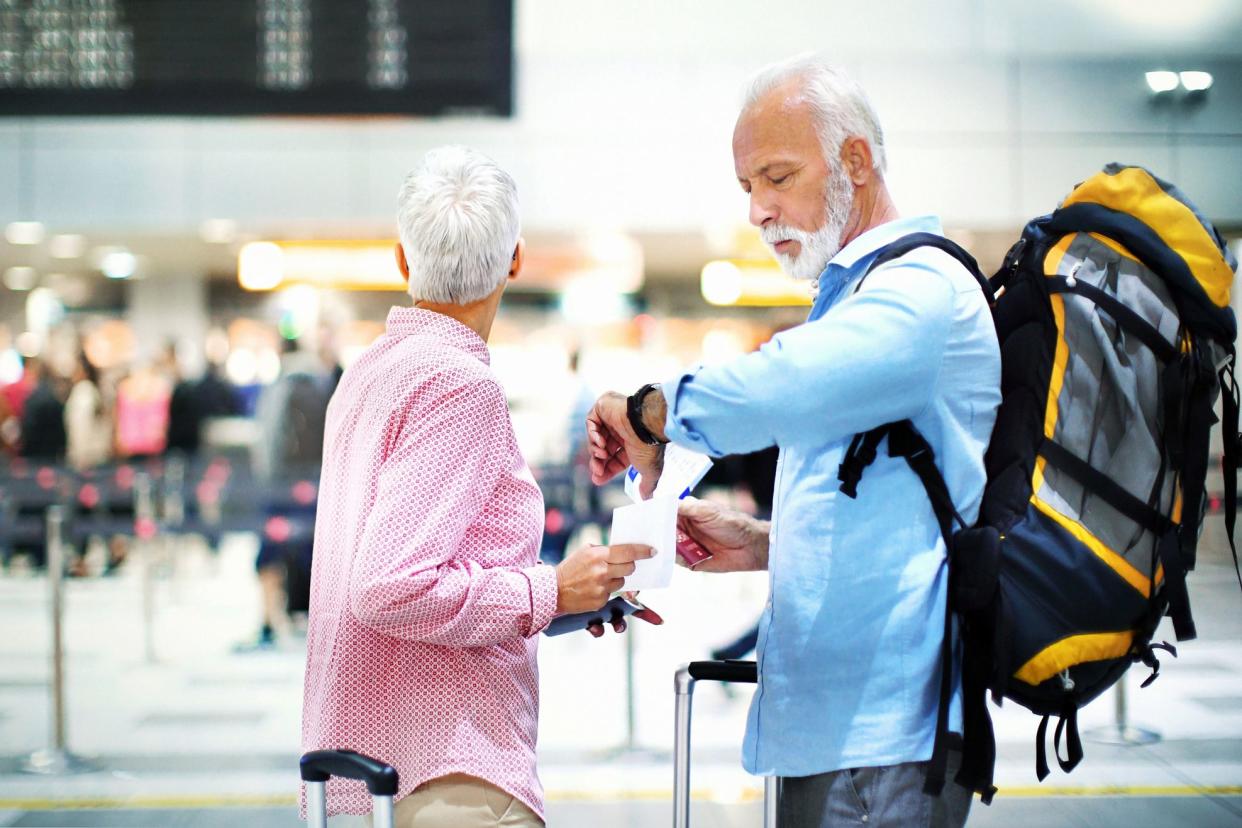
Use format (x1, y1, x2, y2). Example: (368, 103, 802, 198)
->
(626, 384, 669, 445)
(640, 384, 669, 444)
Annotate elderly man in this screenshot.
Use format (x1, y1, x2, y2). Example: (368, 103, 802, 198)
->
(303, 146, 656, 828)
(587, 56, 1000, 827)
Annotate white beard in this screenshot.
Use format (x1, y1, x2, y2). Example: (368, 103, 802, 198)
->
(761, 164, 854, 283)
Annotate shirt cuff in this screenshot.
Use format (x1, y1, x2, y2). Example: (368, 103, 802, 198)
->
(661, 371, 715, 454)
(523, 562, 559, 637)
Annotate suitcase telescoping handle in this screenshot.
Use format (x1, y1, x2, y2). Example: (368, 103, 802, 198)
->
(300, 749, 398, 828)
(675, 660, 779, 828)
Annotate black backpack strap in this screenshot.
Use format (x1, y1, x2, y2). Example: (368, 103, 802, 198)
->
(838, 233, 999, 802)
(855, 232, 994, 303)
(838, 426, 891, 500)
(1047, 277, 1179, 363)
(882, 424, 959, 798)
(1053, 706, 1084, 774)
(1175, 342, 1218, 572)
(1218, 346, 1242, 591)
(886, 422, 967, 540)
(1037, 440, 1175, 537)
(1035, 714, 1052, 782)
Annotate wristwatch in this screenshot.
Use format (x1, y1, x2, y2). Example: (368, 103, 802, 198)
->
(626, 383, 669, 446)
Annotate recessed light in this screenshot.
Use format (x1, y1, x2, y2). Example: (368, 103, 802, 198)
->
(101, 250, 137, 279)
(3, 266, 37, 291)
(5, 222, 45, 245)
(49, 234, 87, 259)
(1179, 71, 1213, 92)
(1145, 71, 1179, 94)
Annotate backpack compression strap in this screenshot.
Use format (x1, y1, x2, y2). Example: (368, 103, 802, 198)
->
(1220, 347, 1242, 591)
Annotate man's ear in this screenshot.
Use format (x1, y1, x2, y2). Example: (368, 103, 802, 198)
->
(509, 237, 525, 281)
(839, 136, 874, 187)
(394, 242, 410, 283)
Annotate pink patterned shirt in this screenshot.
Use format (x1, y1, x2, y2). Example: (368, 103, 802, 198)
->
(301, 307, 558, 819)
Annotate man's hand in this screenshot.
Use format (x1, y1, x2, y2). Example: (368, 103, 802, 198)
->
(586, 391, 664, 498)
(677, 496, 771, 573)
(555, 543, 653, 614)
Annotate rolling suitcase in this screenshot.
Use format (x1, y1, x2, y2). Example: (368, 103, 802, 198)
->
(674, 660, 779, 828)
(301, 749, 398, 828)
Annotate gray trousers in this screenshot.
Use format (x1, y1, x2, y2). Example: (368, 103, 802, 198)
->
(778, 751, 972, 828)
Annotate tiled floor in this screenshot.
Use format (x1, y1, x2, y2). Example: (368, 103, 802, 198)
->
(1, 531, 1240, 827)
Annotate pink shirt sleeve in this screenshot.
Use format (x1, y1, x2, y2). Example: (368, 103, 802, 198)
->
(347, 378, 558, 646)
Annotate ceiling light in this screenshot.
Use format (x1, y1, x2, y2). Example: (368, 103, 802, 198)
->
(100, 250, 137, 279)
(559, 277, 629, 324)
(1179, 71, 1213, 92)
(1145, 71, 1179, 94)
(5, 222, 45, 245)
(700, 261, 744, 306)
(49, 234, 87, 259)
(3, 266, 37, 291)
(238, 241, 285, 291)
(200, 219, 239, 244)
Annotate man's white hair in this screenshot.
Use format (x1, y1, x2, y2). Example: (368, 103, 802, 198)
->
(397, 145, 520, 305)
(743, 54, 887, 175)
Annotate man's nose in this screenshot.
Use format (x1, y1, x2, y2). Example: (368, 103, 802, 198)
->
(749, 193, 777, 228)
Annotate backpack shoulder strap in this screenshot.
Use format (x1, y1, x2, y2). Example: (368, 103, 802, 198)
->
(838, 233, 999, 802)
(855, 232, 995, 304)
(837, 233, 993, 496)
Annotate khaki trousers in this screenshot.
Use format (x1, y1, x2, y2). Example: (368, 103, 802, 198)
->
(330, 774, 543, 828)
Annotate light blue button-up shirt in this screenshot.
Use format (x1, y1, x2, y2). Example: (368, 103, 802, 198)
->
(664, 215, 1001, 776)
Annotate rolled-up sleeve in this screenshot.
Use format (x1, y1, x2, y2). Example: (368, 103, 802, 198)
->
(663, 262, 955, 455)
(348, 378, 558, 647)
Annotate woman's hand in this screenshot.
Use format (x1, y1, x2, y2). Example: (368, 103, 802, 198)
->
(587, 592, 664, 637)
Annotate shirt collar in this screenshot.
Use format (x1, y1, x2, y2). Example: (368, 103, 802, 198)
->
(385, 306, 491, 365)
(808, 215, 943, 318)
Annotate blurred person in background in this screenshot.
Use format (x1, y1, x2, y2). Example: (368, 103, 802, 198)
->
(166, 354, 241, 456)
(236, 336, 332, 652)
(586, 55, 999, 828)
(0, 354, 35, 455)
(18, 357, 66, 461)
(114, 359, 171, 459)
(64, 351, 112, 471)
(303, 146, 658, 828)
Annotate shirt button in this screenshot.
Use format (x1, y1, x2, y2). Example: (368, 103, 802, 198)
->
(861, 816, 869, 824)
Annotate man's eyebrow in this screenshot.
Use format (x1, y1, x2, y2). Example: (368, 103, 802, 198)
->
(746, 161, 796, 180)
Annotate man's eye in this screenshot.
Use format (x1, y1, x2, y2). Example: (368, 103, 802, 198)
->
(771, 174, 790, 186)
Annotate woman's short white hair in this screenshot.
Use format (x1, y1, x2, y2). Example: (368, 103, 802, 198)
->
(397, 146, 520, 305)
(743, 54, 887, 175)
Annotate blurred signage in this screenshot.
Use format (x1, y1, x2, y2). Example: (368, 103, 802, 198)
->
(0, 0, 513, 116)
(238, 235, 645, 293)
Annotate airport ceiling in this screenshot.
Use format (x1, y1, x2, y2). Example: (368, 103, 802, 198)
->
(516, 0, 1242, 60)
(2, 0, 1239, 297)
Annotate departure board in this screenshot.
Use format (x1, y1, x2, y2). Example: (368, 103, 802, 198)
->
(0, 0, 513, 116)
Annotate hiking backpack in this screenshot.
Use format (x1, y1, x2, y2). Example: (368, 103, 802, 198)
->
(836, 164, 1240, 803)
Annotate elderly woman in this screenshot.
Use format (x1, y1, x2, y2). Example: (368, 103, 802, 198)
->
(301, 146, 654, 828)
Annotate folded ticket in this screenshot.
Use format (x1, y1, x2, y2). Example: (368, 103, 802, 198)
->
(611, 496, 679, 590)
(613, 444, 715, 587)
(623, 443, 714, 503)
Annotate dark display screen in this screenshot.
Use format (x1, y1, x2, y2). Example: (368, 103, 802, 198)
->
(0, 0, 513, 116)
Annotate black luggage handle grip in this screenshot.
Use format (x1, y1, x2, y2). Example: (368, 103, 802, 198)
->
(300, 750, 398, 796)
(688, 659, 757, 683)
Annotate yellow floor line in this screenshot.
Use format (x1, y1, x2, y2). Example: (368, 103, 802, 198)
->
(1, 786, 1240, 810)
